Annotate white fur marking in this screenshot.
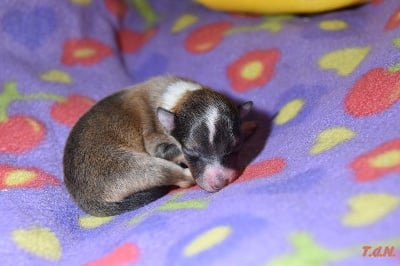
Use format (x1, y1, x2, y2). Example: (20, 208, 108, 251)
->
(161, 80, 201, 110)
(206, 107, 219, 144)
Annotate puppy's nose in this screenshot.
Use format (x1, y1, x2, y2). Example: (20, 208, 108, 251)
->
(200, 164, 238, 192)
(210, 176, 228, 191)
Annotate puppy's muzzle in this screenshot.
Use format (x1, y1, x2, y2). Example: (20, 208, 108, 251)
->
(196, 164, 238, 192)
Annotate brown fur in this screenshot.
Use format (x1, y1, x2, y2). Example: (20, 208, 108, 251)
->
(63, 76, 194, 216)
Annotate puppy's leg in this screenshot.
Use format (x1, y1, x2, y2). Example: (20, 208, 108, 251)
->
(144, 132, 188, 168)
(81, 154, 194, 216)
(103, 154, 194, 203)
(143, 132, 175, 156)
(155, 143, 188, 168)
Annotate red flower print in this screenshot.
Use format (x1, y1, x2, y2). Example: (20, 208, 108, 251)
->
(236, 157, 286, 182)
(85, 243, 140, 266)
(344, 68, 400, 117)
(51, 95, 95, 127)
(385, 6, 400, 31)
(117, 27, 158, 53)
(61, 38, 113, 66)
(227, 49, 280, 92)
(0, 115, 45, 154)
(185, 22, 232, 53)
(104, 0, 127, 18)
(0, 164, 60, 189)
(350, 138, 400, 182)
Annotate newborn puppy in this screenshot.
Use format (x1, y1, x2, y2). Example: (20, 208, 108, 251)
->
(63, 76, 256, 216)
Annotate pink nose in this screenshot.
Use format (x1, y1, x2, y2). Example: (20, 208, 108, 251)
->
(201, 164, 238, 192)
(210, 177, 228, 191)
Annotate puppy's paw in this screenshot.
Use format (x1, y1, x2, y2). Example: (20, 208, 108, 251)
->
(155, 143, 189, 169)
(175, 168, 194, 188)
(175, 154, 189, 169)
(183, 168, 192, 177)
(155, 143, 181, 161)
(176, 179, 195, 188)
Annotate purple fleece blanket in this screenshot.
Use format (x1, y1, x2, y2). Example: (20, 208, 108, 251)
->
(1, 0, 400, 265)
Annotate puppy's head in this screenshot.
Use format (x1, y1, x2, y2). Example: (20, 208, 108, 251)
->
(158, 87, 255, 192)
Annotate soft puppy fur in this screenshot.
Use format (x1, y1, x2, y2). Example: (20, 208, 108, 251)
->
(63, 75, 256, 216)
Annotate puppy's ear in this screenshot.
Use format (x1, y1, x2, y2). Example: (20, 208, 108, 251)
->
(238, 101, 253, 119)
(157, 107, 175, 132)
(238, 102, 256, 140)
(241, 121, 257, 141)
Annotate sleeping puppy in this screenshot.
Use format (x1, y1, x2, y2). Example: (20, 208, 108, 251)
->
(63, 75, 256, 216)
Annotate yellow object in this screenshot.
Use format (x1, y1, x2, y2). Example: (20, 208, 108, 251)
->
(310, 127, 356, 155)
(12, 227, 62, 261)
(343, 193, 400, 226)
(319, 20, 348, 31)
(275, 98, 305, 125)
(369, 150, 400, 168)
(184, 226, 232, 256)
(172, 14, 198, 33)
(195, 0, 370, 14)
(40, 69, 72, 84)
(79, 215, 114, 229)
(318, 46, 371, 76)
(5, 170, 36, 186)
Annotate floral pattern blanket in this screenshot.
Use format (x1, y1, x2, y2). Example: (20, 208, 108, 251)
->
(1, 0, 400, 265)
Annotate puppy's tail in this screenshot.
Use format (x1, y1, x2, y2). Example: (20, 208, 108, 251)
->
(82, 186, 172, 217)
